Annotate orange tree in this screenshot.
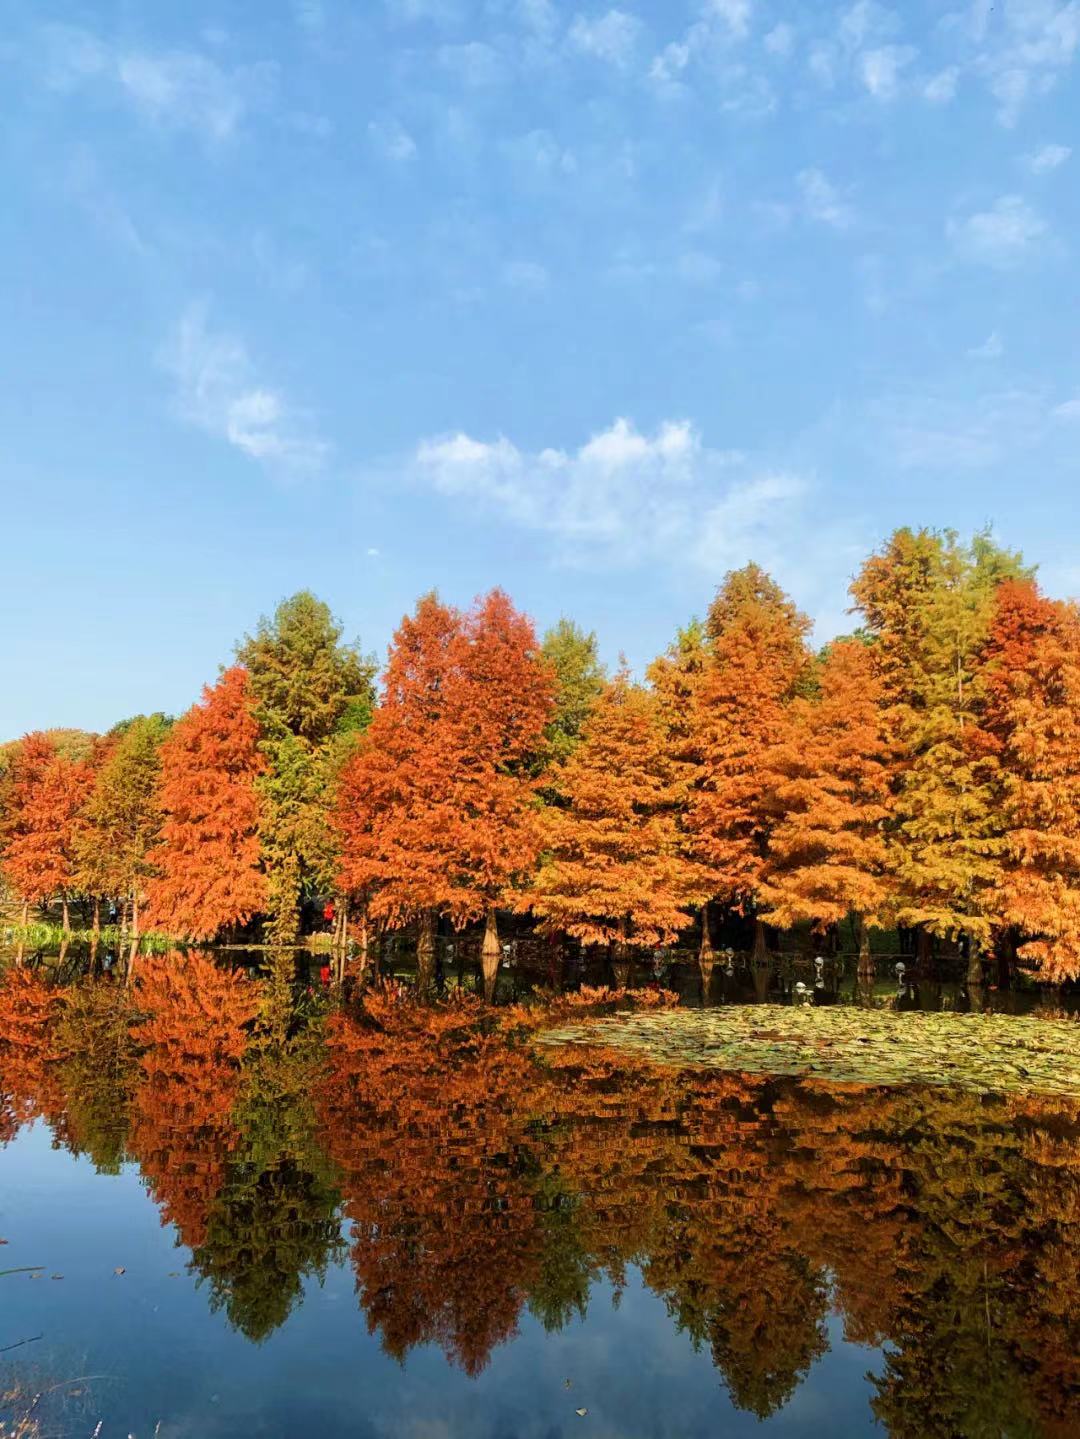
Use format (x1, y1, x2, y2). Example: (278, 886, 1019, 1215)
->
(336, 592, 466, 986)
(978, 579, 1080, 982)
(2, 731, 93, 931)
(145, 667, 266, 943)
(526, 669, 709, 965)
(688, 564, 812, 959)
(337, 590, 553, 993)
(757, 638, 893, 967)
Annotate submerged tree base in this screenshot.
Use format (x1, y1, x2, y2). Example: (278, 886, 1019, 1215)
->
(536, 1004, 1080, 1097)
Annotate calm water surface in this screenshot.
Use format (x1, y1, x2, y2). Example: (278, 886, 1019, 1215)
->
(1, 954, 1078, 1437)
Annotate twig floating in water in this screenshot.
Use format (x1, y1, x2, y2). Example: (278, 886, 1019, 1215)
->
(0, 1333, 43, 1354)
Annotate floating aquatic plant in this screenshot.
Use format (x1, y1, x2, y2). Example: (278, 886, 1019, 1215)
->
(535, 1004, 1080, 1097)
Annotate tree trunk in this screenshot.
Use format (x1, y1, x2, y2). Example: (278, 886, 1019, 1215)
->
(481, 907, 501, 1003)
(61, 895, 70, 936)
(855, 913, 874, 979)
(126, 894, 140, 982)
(966, 937, 984, 989)
(611, 918, 632, 988)
(92, 896, 101, 941)
(698, 900, 716, 998)
(356, 906, 370, 981)
(751, 918, 769, 965)
(21, 899, 28, 929)
(416, 909, 436, 995)
(916, 926, 933, 975)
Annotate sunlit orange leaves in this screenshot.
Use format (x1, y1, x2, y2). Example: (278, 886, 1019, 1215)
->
(145, 667, 267, 941)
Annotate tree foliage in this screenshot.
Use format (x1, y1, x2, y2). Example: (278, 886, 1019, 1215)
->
(145, 668, 267, 941)
(528, 671, 709, 947)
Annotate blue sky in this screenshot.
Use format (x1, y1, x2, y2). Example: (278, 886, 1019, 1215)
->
(2, 0, 1078, 737)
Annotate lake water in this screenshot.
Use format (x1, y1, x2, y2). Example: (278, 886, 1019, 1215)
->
(1, 957, 1078, 1437)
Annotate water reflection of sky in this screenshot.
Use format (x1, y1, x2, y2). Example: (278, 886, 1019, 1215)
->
(3, 1123, 883, 1438)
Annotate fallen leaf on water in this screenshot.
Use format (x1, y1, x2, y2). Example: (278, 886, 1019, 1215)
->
(51, 1274, 64, 1280)
(114, 1267, 126, 1276)
(575, 1409, 588, 1418)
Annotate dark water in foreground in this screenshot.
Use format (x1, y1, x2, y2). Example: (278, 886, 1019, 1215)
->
(2, 958, 1079, 1438)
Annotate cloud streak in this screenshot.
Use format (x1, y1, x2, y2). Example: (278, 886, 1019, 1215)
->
(163, 306, 328, 473)
(40, 24, 274, 142)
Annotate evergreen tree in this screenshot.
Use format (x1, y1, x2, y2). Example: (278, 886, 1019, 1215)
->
(541, 618, 606, 765)
(237, 592, 375, 944)
(851, 529, 1030, 969)
(75, 714, 171, 927)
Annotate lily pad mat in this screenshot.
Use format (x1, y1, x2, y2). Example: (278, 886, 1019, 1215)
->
(535, 1005, 1080, 1096)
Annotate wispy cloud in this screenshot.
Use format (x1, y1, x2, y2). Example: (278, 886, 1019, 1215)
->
(764, 22, 795, 57)
(1025, 140, 1071, 172)
(975, 0, 1080, 125)
(859, 43, 915, 98)
(947, 194, 1048, 266)
(568, 9, 643, 69)
(923, 65, 960, 102)
(410, 415, 820, 570)
(967, 330, 1004, 360)
(797, 167, 856, 228)
(501, 259, 550, 290)
(162, 305, 328, 473)
(368, 116, 418, 160)
(40, 24, 274, 142)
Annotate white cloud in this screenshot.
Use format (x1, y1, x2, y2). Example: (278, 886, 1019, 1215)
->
(947, 194, 1048, 266)
(1054, 394, 1080, 419)
(412, 418, 718, 561)
(438, 41, 503, 85)
(505, 129, 577, 178)
(39, 24, 272, 142)
(502, 259, 550, 290)
(408, 417, 856, 623)
(838, 0, 898, 51)
(797, 168, 856, 229)
(975, 0, 1080, 124)
(859, 43, 916, 97)
(385, 0, 463, 22)
(703, 0, 754, 40)
(967, 330, 1004, 359)
(1026, 140, 1072, 171)
(923, 65, 960, 102)
(368, 117, 417, 161)
(569, 9, 643, 68)
(764, 22, 795, 57)
(163, 305, 327, 472)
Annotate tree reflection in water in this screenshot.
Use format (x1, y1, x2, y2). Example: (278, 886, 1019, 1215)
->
(1, 964, 1080, 1433)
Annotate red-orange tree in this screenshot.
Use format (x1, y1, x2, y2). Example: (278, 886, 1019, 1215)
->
(145, 667, 266, 942)
(757, 639, 892, 964)
(440, 589, 554, 988)
(688, 565, 811, 958)
(978, 579, 1080, 982)
(337, 590, 553, 991)
(527, 671, 708, 956)
(336, 593, 465, 982)
(2, 731, 93, 930)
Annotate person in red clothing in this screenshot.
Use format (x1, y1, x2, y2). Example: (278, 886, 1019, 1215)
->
(323, 900, 335, 926)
